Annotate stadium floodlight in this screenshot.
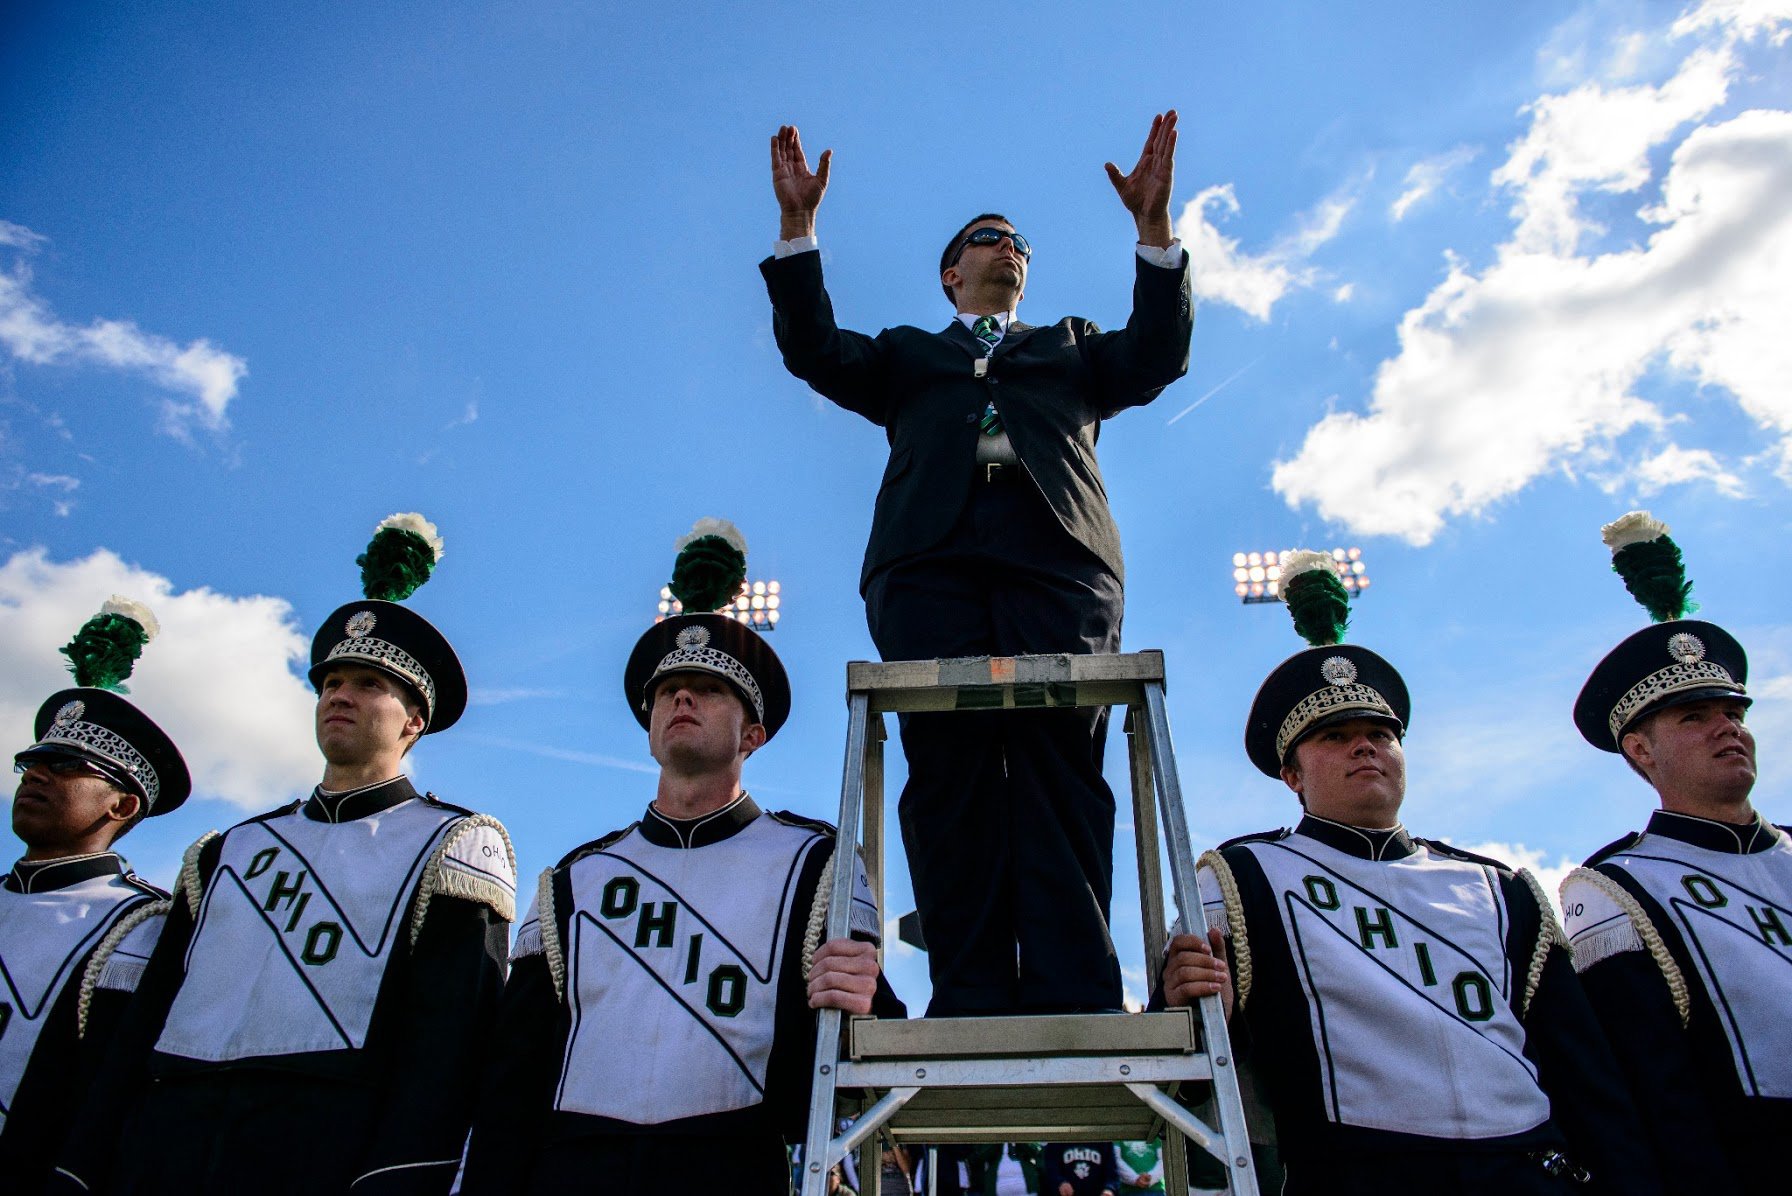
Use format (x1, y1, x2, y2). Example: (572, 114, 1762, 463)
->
(654, 579, 783, 631)
(1231, 548, 1370, 605)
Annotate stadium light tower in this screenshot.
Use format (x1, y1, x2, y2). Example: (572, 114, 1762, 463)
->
(1230, 547, 1370, 605)
(655, 579, 783, 631)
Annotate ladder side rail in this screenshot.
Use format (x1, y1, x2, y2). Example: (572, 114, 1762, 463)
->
(1124, 708, 1169, 970)
(1161, 1128, 1189, 1196)
(864, 715, 887, 957)
(1140, 679, 1261, 1196)
(801, 691, 875, 1196)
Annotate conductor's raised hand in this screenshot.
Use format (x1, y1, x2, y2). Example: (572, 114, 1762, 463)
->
(1104, 110, 1178, 247)
(772, 124, 831, 240)
(1162, 926, 1233, 1020)
(806, 937, 879, 1014)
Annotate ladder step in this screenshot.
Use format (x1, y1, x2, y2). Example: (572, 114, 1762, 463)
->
(838, 1054, 1211, 1089)
(847, 651, 1166, 713)
(847, 1010, 1197, 1060)
(849, 1084, 1177, 1144)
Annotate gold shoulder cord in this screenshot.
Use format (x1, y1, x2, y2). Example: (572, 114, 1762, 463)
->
(1516, 869, 1569, 1019)
(1197, 850, 1252, 1010)
(801, 846, 839, 981)
(408, 815, 518, 945)
(76, 899, 171, 1039)
(538, 867, 565, 1002)
(1563, 865, 1691, 1027)
(176, 831, 219, 919)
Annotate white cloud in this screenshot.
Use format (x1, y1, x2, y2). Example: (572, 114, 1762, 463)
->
(0, 548, 319, 809)
(1175, 184, 1356, 322)
(1333, 283, 1356, 303)
(467, 686, 563, 707)
(1390, 146, 1480, 222)
(0, 223, 247, 433)
(1628, 444, 1745, 495)
(1494, 44, 1733, 255)
(1121, 964, 1147, 1013)
(0, 221, 46, 252)
(24, 472, 78, 491)
(883, 916, 917, 958)
(458, 732, 656, 774)
(1446, 840, 1579, 916)
(1674, 0, 1792, 42)
(1273, 5, 1792, 544)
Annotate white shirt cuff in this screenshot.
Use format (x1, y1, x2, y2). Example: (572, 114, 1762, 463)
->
(1135, 239, 1185, 269)
(773, 235, 819, 258)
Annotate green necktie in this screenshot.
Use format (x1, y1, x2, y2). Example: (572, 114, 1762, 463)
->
(973, 315, 1002, 435)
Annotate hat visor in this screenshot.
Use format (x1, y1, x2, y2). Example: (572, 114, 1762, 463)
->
(1619, 685, 1752, 738)
(644, 663, 764, 726)
(14, 744, 149, 802)
(308, 655, 435, 727)
(1283, 707, 1405, 766)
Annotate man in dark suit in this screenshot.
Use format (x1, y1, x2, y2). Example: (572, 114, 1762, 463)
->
(760, 114, 1192, 1015)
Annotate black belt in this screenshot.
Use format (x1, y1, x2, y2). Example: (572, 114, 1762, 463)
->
(980, 462, 1018, 483)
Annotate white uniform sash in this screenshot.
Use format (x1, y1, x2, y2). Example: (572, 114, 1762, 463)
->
(1237, 836, 1551, 1138)
(156, 799, 458, 1062)
(1600, 834, 1792, 1097)
(0, 876, 148, 1125)
(553, 815, 836, 1124)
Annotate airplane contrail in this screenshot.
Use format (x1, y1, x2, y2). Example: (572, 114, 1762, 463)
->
(1166, 358, 1258, 425)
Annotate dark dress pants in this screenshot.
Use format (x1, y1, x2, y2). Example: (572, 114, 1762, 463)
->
(111, 1070, 378, 1194)
(1283, 1149, 1589, 1194)
(865, 469, 1124, 1015)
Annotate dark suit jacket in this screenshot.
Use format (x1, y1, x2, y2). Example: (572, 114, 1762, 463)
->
(761, 249, 1193, 591)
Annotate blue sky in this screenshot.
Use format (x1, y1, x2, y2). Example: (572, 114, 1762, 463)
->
(4, 0, 1788, 1008)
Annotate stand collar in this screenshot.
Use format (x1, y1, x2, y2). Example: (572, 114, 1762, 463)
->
(1647, 809, 1782, 855)
(303, 775, 419, 824)
(639, 793, 761, 849)
(4, 851, 126, 893)
(1296, 813, 1417, 861)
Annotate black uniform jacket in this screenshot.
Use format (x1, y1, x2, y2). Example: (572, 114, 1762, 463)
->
(462, 798, 903, 1196)
(0, 853, 163, 1192)
(1210, 819, 1661, 1196)
(1571, 812, 1792, 1195)
(49, 779, 510, 1196)
(761, 248, 1193, 590)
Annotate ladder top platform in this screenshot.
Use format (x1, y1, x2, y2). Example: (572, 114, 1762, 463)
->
(847, 1010, 1197, 1060)
(846, 650, 1167, 713)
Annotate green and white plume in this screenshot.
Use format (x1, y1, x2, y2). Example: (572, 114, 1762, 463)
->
(1279, 550, 1350, 647)
(1601, 510, 1695, 623)
(357, 512, 444, 602)
(669, 517, 748, 614)
(60, 595, 160, 692)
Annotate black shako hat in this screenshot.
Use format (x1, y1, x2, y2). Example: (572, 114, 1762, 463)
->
(1574, 510, 1748, 753)
(1245, 644, 1411, 778)
(17, 688, 193, 815)
(625, 613, 791, 739)
(309, 599, 468, 733)
(1574, 620, 1748, 752)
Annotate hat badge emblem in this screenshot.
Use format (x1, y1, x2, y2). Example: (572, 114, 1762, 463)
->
(676, 625, 710, 650)
(345, 610, 378, 639)
(53, 700, 85, 725)
(1320, 656, 1358, 687)
(1666, 631, 1705, 665)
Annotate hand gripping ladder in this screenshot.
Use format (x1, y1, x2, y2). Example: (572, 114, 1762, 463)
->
(798, 650, 1259, 1196)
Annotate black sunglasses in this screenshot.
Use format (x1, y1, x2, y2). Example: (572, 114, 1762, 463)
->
(14, 757, 104, 779)
(950, 227, 1032, 267)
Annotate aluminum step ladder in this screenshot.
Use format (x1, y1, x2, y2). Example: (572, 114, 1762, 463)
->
(798, 650, 1259, 1196)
